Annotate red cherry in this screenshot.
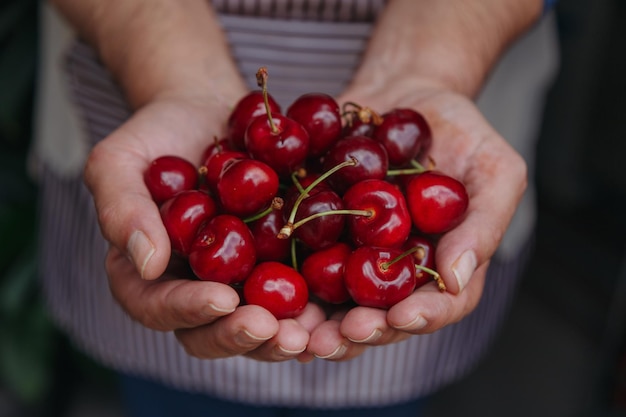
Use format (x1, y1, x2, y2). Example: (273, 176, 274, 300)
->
(405, 171, 469, 234)
(340, 102, 382, 139)
(282, 186, 345, 251)
(342, 117, 375, 138)
(244, 113, 310, 177)
(322, 135, 389, 194)
(343, 178, 412, 248)
(201, 150, 247, 195)
(216, 158, 279, 218)
(344, 245, 416, 309)
(286, 93, 342, 158)
(402, 234, 437, 288)
(244, 68, 310, 177)
(226, 90, 281, 150)
(247, 208, 291, 262)
(243, 261, 309, 319)
(160, 190, 217, 256)
(300, 242, 352, 304)
(144, 155, 198, 205)
(200, 137, 233, 163)
(372, 108, 432, 167)
(188, 214, 256, 284)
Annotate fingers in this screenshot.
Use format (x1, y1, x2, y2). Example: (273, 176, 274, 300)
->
(86, 136, 172, 280)
(107, 246, 240, 331)
(174, 304, 280, 359)
(84, 100, 223, 280)
(109, 246, 325, 361)
(308, 319, 370, 361)
(418, 95, 527, 295)
(175, 302, 326, 362)
(307, 266, 486, 361)
(386, 264, 487, 333)
(434, 141, 526, 294)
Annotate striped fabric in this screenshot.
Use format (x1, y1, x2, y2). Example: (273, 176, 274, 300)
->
(37, 1, 541, 409)
(212, 0, 386, 21)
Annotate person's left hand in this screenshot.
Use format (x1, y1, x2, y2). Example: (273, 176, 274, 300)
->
(306, 80, 526, 360)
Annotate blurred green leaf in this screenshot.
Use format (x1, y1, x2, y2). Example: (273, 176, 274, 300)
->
(0, 203, 36, 272)
(0, 239, 38, 317)
(0, 0, 55, 406)
(0, 300, 57, 402)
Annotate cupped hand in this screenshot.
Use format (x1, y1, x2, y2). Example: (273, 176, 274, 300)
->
(307, 81, 527, 361)
(85, 95, 326, 362)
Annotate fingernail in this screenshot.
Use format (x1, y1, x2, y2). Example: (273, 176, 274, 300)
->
(127, 230, 155, 279)
(314, 344, 347, 360)
(452, 250, 477, 292)
(234, 329, 272, 348)
(347, 329, 382, 344)
(205, 303, 236, 315)
(394, 314, 427, 331)
(276, 345, 306, 356)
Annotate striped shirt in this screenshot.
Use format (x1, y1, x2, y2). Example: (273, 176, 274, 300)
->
(35, 0, 559, 408)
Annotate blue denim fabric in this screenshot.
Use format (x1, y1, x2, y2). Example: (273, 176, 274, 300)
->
(544, 0, 558, 14)
(118, 373, 426, 417)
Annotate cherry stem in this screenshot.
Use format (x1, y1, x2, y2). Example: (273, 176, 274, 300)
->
(211, 136, 222, 152)
(290, 237, 298, 271)
(411, 159, 427, 171)
(386, 160, 428, 177)
(380, 246, 446, 292)
(341, 101, 363, 114)
(341, 102, 383, 126)
(290, 169, 308, 195)
(381, 246, 420, 271)
(197, 165, 208, 187)
(256, 67, 279, 134)
(278, 208, 373, 239)
(416, 264, 447, 292)
(242, 197, 284, 223)
(281, 158, 358, 237)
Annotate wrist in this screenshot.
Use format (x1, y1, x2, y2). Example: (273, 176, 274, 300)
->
(353, 0, 543, 98)
(53, 0, 248, 109)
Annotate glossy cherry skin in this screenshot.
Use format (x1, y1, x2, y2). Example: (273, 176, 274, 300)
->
(372, 108, 432, 167)
(286, 93, 342, 158)
(300, 242, 352, 304)
(144, 155, 198, 205)
(402, 234, 437, 288)
(159, 190, 217, 256)
(227, 91, 281, 150)
(188, 214, 257, 284)
(200, 137, 233, 163)
(343, 178, 411, 248)
(216, 158, 279, 218)
(201, 150, 247, 195)
(283, 186, 345, 251)
(243, 261, 309, 319)
(245, 113, 310, 178)
(342, 117, 375, 138)
(405, 171, 469, 234)
(344, 245, 416, 309)
(247, 208, 291, 262)
(322, 135, 389, 194)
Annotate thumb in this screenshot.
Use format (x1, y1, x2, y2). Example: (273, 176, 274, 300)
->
(84, 136, 171, 280)
(434, 145, 527, 294)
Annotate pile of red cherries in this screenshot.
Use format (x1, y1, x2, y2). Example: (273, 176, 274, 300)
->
(144, 68, 469, 320)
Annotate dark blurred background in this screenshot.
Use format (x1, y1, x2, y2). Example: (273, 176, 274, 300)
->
(0, 1, 625, 416)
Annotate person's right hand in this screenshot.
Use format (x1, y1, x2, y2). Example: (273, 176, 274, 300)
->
(84, 95, 326, 362)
